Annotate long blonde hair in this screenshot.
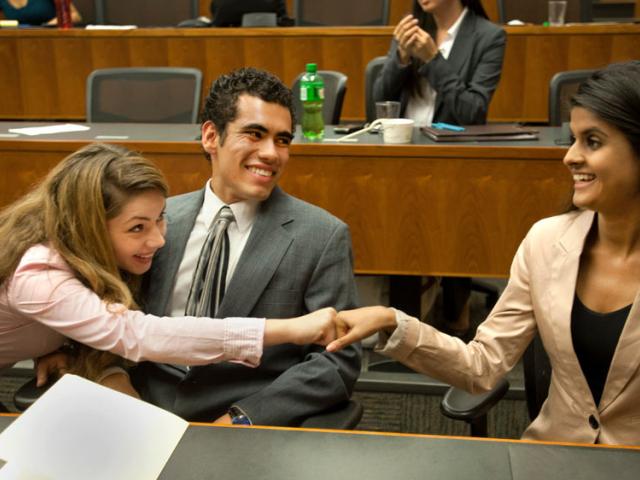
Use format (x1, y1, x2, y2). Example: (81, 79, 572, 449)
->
(0, 143, 169, 379)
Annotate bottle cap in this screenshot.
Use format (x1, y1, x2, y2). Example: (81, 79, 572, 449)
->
(306, 63, 318, 73)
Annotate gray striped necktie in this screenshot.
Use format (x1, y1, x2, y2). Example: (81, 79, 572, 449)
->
(185, 206, 235, 318)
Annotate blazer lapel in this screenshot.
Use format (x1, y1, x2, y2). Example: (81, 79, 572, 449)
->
(445, 12, 476, 78)
(547, 211, 596, 408)
(599, 284, 640, 412)
(217, 188, 294, 318)
(147, 190, 204, 315)
(434, 13, 475, 116)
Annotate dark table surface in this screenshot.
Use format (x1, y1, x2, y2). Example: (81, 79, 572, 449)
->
(1, 415, 638, 480)
(0, 122, 570, 148)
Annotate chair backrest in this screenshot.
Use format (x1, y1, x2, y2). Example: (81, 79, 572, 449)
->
(497, 0, 591, 24)
(294, 0, 389, 26)
(73, 0, 98, 24)
(86, 67, 203, 123)
(95, 0, 198, 26)
(241, 12, 278, 27)
(548, 68, 597, 126)
(364, 56, 387, 123)
(291, 70, 347, 125)
(522, 334, 552, 421)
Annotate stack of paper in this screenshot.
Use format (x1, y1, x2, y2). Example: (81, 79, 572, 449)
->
(0, 375, 188, 479)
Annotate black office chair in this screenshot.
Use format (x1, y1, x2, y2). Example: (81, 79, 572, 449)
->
(14, 376, 54, 411)
(241, 12, 278, 27)
(72, 0, 98, 24)
(86, 67, 203, 123)
(364, 56, 387, 123)
(295, 0, 389, 26)
(94, 0, 198, 26)
(300, 400, 364, 430)
(497, 0, 591, 24)
(291, 70, 347, 125)
(548, 69, 597, 126)
(440, 334, 551, 437)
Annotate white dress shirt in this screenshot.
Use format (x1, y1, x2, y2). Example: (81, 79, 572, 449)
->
(169, 181, 258, 317)
(404, 8, 468, 127)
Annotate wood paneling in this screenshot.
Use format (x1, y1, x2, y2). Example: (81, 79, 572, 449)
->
(1, 24, 639, 123)
(0, 138, 571, 277)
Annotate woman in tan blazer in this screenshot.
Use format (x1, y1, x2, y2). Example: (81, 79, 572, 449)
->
(328, 61, 640, 446)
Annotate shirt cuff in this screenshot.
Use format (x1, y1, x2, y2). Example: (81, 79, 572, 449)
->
(374, 308, 420, 363)
(223, 317, 265, 368)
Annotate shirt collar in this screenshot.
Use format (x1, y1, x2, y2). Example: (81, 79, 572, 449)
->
(446, 7, 468, 41)
(202, 180, 258, 234)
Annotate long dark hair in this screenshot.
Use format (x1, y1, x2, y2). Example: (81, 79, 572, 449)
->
(412, 0, 488, 33)
(570, 61, 640, 158)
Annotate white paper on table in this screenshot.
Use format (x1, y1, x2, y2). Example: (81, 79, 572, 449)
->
(8, 124, 90, 137)
(0, 375, 188, 480)
(85, 25, 137, 30)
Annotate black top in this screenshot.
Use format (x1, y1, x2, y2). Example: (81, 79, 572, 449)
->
(571, 295, 630, 406)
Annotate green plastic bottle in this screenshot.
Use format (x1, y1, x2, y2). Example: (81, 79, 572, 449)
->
(300, 63, 325, 140)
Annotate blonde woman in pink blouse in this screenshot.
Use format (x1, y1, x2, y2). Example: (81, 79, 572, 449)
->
(0, 143, 336, 397)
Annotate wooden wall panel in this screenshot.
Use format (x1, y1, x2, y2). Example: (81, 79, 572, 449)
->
(2, 25, 639, 123)
(0, 139, 570, 276)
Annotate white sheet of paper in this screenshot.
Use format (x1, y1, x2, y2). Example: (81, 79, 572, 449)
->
(8, 124, 90, 136)
(85, 25, 137, 30)
(0, 375, 188, 480)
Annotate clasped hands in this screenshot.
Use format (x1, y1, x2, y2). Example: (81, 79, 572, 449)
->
(394, 14, 439, 65)
(293, 306, 398, 353)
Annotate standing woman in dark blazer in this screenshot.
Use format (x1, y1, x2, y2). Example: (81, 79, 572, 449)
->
(373, 0, 506, 333)
(374, 0, 506, 126)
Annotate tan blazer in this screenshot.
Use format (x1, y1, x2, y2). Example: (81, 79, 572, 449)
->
(379, 210, 640, 445)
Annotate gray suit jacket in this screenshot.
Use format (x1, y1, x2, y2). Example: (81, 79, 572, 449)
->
(373, 12, 506, 125)
(134, 186, 361, 426)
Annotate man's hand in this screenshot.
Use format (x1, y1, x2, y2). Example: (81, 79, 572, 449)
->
(35, 351, 71, 387)
(326, 306, 397, 352)
(212, 413, 233, 425)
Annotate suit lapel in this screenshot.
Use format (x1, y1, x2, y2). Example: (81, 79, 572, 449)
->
(147, 190, 204, 315)
(445, 12, 475, 78)
(600, 280, 640, 411)
(434, 13, 475, 116)
(217, 188, 294, 318)
(547, 211, 596, 408)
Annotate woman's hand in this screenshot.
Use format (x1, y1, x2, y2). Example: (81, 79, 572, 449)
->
(35, 351, 71, 387)
(393, 14, 439, 64)
(405, 27, 439, 63)
(264, 307, 338, 347)
(394, 15, 419, 65)
(326, 306, 397, 352)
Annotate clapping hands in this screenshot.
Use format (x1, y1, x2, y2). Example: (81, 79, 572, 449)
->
(394, 14, 439, 65)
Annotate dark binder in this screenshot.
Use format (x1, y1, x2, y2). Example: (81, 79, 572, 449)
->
(420, 124, 539, 142)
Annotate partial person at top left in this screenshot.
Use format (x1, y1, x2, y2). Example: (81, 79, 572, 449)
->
(0, 0, 81, 26)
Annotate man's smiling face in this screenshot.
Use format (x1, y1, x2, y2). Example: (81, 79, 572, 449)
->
(202, 94, 294, 204)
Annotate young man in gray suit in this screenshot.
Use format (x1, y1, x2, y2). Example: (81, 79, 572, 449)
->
(132, 67, 361, 427)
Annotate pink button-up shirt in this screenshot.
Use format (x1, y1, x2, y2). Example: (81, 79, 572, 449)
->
(0, 244, 264, 370)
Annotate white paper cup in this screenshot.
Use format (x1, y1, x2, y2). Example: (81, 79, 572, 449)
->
(370, 118, 414, 144)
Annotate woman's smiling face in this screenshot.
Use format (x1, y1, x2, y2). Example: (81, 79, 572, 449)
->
(564, 106, 640, 214)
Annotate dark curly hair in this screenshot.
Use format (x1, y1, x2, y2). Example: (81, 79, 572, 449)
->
(200, 67, 295, 154)
(570, 61, 640, 159)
